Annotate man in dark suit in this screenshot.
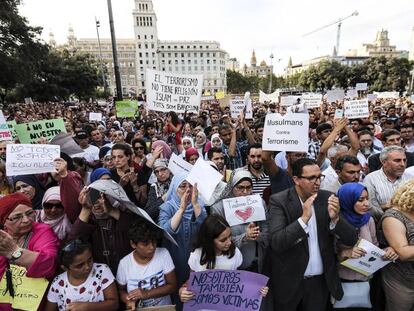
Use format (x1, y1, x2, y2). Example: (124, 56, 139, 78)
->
(268, 158, 358, 311)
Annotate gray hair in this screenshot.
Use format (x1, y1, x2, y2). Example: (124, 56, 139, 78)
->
(327, 145, 348, 160)
(380, 146, 405, 162)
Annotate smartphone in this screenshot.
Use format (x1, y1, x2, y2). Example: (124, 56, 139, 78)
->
(89, 188, 102, 205)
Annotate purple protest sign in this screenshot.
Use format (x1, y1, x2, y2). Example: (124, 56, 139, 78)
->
(183, 269, 269, 311)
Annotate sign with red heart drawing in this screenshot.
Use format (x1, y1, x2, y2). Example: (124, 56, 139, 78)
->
(223, 194, 266, 226)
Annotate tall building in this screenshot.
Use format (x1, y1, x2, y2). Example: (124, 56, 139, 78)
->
(59, 0, 227, 96)
(241, 50, 273, 78)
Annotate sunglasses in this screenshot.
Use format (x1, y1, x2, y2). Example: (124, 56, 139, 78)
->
(43, 202, 64, 210)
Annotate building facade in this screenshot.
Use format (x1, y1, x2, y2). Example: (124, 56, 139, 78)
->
(241, 50, 273, 78)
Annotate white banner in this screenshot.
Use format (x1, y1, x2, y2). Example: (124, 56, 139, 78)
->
(286, 103, 306, 113)
(326, 89, 345, 103)
(280, 95, 301, 107)
(89, 112, 102, 122)
(259, 90, 279, 103)
(301, 93, 322, 109)
(373, 91, 399, 99)
(346, 89, 358, 99)
(6, 144, 60, 176)
(367, 94, 377, 101)
(168, 153, 193, 176)
(344, 99, 369, 119)
(244, 93, 253, 119)
(356, 83, 368, 91)
(146, 69, 203, 113)
(262, 113, 309, 152)
(341, 239, 391, 276)
(0, 111, 12, 141)
(223, 194, 266, 226)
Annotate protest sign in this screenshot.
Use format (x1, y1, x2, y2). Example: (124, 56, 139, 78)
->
(326, 89, 345, 103)
(262, 113, 309, 152)
(223, 194, 266, 226)
(0, 264, 49, 311)
(115, 100, 138, 118)
(168, 153, 193, 176)
(373, 91, 399, 99)
(244, 92, 253, 119)
(14, 118, 66, 144)
(356, 83, 368, 91)
(24, 97, 33, 105)
(184, 270, 268, 311)
(259, 90, 279, 103)
(286, 103, 306, 113)
(344, 99, 369, 119)
(280, 95, 300, 106)
(301, 93, 322, 109)
(6, 144, 60, 176)
(89, 112, 102, 122)
(0, 111, 12, 141)
(230, 99, 246, 118)
(186, 158, 223, 202)
(341, 239, 391, 276)
(367, 93, 377, 101)
(201, 95, 215, 101)
(411, 95, 414, 103)
(146, 69, 203, 113)
(334, 109, 344, 119)
(7, 120, 18, 141)
(215, 91, 226, 100)
(346, 89, 358, 99)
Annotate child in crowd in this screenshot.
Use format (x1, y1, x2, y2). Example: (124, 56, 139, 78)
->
(116, 218, 177, 310)
(45, 239, 119, 311)
(179, 214, 268, 302)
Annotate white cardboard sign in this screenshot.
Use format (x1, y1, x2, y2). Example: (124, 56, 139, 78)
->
(146, 69, 203, 113)
(374, 91, 399, 99)
(230, 99, 245, 118)
(344, 99, 369, 119)
(326, 89, 345, 103)
(244, 94, 253, 119)
(262, 113, 309, 152)
(168, 153, 193, 176)
(356, 83, 368, 91)
(259, 90, 280, 103)
(0, 111, 12, 141)
(223, 194, 266, 226)
(280, 95, 301, 107)
(6, 144, 60, 176)
(346, 89, 358, 99)
(341, 239, 391, 276)
(186, 158, 223, 203)
(301, 93, 322, 109)
(89, 112, 102, 122)
(367, 94, 377, 101)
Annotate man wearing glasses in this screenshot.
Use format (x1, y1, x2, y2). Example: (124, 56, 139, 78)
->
(268, 158, 357, 311)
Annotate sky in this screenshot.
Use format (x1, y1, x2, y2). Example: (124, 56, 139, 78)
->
(19, 0, 414, 75)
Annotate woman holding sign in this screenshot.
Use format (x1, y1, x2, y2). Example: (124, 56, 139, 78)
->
(211, 170, 269, 273)
(0, 192, 60, 310)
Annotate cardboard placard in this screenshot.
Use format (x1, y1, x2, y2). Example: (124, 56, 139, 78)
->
(14, 118, 66, 144)
(344, 99, 369, 119)
(223, 194, 266, 226)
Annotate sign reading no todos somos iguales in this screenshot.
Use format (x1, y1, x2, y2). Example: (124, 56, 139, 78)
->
(146, 69, 203, 113)
(344, 99, 369, 119)
(262, 113, 309, 152)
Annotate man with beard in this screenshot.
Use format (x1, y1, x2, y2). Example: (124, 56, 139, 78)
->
(0, 141, 7, 165)
(207, 147, 225, 175)
(321, 155, 361, 194)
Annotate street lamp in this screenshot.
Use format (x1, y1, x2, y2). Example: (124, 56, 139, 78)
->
(95, 18, 107, 94)
(268, 53, 274, 93)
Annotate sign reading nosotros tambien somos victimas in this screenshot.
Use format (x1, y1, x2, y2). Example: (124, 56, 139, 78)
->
(146, 69, 203, 113)
(262, 113, 309, 152)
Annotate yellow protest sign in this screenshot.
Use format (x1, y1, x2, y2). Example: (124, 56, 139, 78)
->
(215, 91, 225, 100)
(0, 265, 49, 311)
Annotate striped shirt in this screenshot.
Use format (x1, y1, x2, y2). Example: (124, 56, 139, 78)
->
(239, 166, 270, 198)
(363, 169, 413, 223)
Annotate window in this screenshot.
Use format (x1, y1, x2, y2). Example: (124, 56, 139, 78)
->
(169, 67, 172, 71)
(174, 46, 177, 49)
(139, 60, 143, 64)
(181, 59, 185, 64)
(175, 59, 178, 64)
(188, 59, 191, 64)
(152, 52, 155, 57)
(167, 46, 171, 49)
(194, 52, 197, 57)
(181, 53, 184, 57)
(145, 44, 148, 49)
(139, 52, 142, 57)
(181, 46, 184, 49)
(207, 60, 210, 64)
(200, 53, 203, 57)
(151, 43, 154, 49)
(182, 66, 185, 71)
(151, 35, 154, 39)
(194, 66, 198, 71)
(145, 52, 149, 57)
(146, 60, 149, 64)
(162, 67, 165, 71)
(138, 43, 141, 48)
(161, 53, 165, 57)
(194, 60, 197, 64)
(207, 52, 210, 57)
(141, 81, 145, 87)
(168, 60, 171, 64)
(168, 53, 171, 57)
(144, 35, 147, 39)
(174, 53, 178, 57)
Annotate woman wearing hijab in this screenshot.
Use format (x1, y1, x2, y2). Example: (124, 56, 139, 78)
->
(211, 170, 269, 273)
(185, 147, 199, 165)
(0, 193, 59, 310)
(158, 172, 207, 287)
(145, 159, 172, 221)
(90, 168, 113, 183)
(194, 131, 207, 157)
(203, 133, 223, 159)
(38, 186, 72, 241)
(181, 136, 195, 159)
(151, 140, 172, 160)
(13, 175, 46, 210)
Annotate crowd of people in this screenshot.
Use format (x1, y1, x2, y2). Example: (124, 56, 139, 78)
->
(0, 94, 413, 311)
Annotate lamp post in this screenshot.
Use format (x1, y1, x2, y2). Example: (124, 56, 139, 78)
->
(95, 18, 107, 94)
(268, 53, 274, 93)
(107, 0, 122, 100)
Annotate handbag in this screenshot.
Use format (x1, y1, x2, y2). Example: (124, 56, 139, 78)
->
(333, 282, 372, 308)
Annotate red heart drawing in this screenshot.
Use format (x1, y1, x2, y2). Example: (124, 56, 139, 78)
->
(235, 207, 254, 222)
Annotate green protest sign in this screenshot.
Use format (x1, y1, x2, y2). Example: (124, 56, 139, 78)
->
(116, 100, 138, 118)
(15, 118, 67, 144)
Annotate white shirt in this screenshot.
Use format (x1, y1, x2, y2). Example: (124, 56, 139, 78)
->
(188, 247, 243, 271)
(297, 202, 324, 277)
(116, 248, 174, 308)
(320, 165, 338, 190)
(72, 144, 99, 163)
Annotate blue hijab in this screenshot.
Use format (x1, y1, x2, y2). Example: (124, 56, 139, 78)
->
(90, 168, 113, 183)
(337, 182, 370, 228)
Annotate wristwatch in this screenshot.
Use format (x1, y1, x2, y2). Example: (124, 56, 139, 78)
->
(10, 248, 23, 262)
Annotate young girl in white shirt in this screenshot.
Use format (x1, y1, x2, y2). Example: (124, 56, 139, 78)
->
(179, 214, 268, 302)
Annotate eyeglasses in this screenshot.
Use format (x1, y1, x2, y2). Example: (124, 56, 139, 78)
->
(62, 239, 87, 253)
(134, 146, 145, 151)
(234, 184, 252, 192)
(6, 209, 36, 223)
(15, 184, 30, 192)
(183, 141, 191, 145)
(43, 202, 64, 210)
(299, 174, 325, 183)
(178, 183, 192, 190)
(154, 167, 168, 175)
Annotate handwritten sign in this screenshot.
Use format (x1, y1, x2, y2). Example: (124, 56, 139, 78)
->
(186, 158, 223, 202)
(301, 93, 322, 109)
(223, 194, 266, 226)
(373, 91, 399, 99)
(344, 99, 369, 119)
(326, 89, 345, 103)
(356, 83, 368, 91)
(0, 111, 12, 141)
(262, 113, 309, 152)
(0, 264, 49, 311)
(6, 144, 60, 176)
(14, 118, 66, 144)
(280, 95, 301, 107)
(286, 103, 306, 113)
(341, 239, 391, 276)
(346, 89, 358, 99)
(230, 100, 246, 118)
(367, 94, 377, 101)
(89, 112, 102, 122)
(168, 153, 193, 176)
(184, 270, 268, 311)
(146, 69, 203, 113)
(115, 100, 138, 118)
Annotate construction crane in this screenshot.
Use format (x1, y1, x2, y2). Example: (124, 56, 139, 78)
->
(302, 11, 359, 55)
